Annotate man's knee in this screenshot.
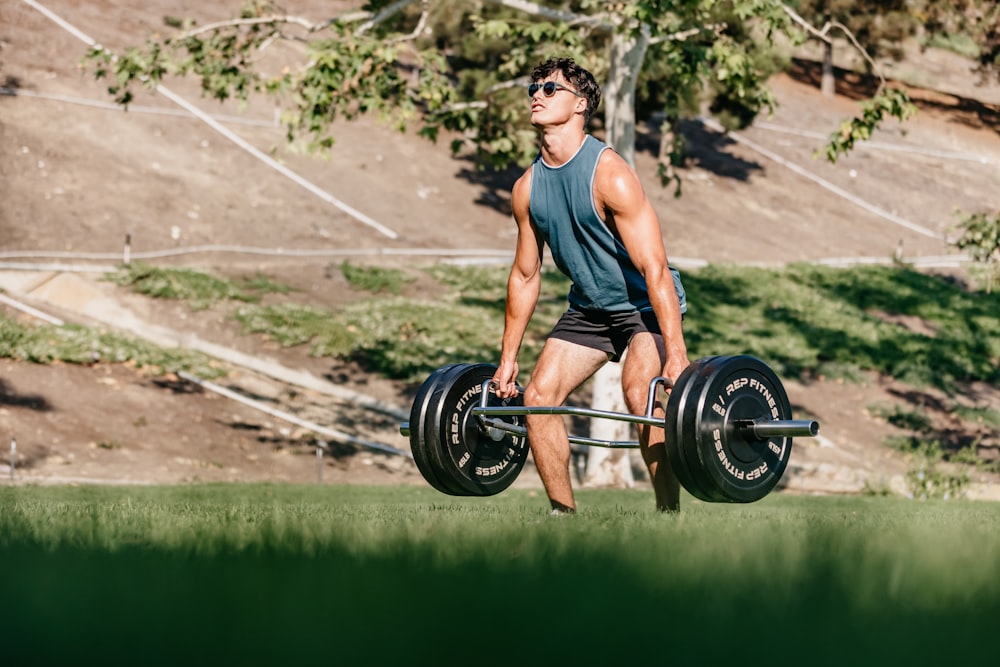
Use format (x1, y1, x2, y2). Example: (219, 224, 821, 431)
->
(623, 385, 650, 415)
(523, 381, 549, 408)
(624, 389, 643, 414)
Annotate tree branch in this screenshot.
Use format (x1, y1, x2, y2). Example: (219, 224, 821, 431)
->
(482, 0, 614, 31)
(175, 0, 609, 44)
(485, 77, 530, 95)
(174, 14, 360, 40)
(356, 0, 421, 36)
(648, 23, 725, 46)
(172, 2, 428, 44)
(385, 1, 431, 43)
(779, 2, 885, 89)
(779, 2, 833, 42)
(831, 20, 885, 88)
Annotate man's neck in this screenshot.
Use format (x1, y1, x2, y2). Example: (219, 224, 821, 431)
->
(538, 125, 587, 167)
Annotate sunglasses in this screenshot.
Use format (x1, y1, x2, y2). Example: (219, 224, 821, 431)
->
(527, 81, 584, 99)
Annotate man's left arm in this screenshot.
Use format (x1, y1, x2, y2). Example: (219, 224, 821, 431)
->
(597, 153, 689, 381)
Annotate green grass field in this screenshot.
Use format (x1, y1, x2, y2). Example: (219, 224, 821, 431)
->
(2, 484, 997, 665)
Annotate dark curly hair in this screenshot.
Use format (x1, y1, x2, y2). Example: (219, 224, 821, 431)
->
(531, 57, 601, 127)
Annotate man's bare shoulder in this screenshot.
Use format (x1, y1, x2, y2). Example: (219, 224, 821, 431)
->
(512, 164, 535, 204)
(595, 148, 639, 182)
(595, 148, 645, 211)
(511, 164, 534, 220)
(513, 164, 534, 194)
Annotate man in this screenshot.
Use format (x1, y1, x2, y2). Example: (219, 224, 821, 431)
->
(492, 57, 690, 514)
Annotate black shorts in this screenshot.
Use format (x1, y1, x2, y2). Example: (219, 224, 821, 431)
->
(547, 307, 662, 363)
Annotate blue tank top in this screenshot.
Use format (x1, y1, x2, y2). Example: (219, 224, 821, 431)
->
(528, 135, 687, 314)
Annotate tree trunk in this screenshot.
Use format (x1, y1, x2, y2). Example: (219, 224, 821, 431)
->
(820, 7, 835, 98)
(821, 38, 835, 98)
(584, 27, 649, 489)
(583, 358, 635, 489)
(603, 25, 649, 165)
(658, 116, 678, 185)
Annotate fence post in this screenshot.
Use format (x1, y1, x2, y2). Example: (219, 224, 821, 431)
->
(316, 445, 324, 484)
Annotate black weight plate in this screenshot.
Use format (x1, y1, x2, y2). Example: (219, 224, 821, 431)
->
(420, 363, 477, 496)
(408, 364, 464, 495)
(424, 363, 529, 496)
(690, 355, 793, 503)
(665, 357, 720, 502)
(682, 357, 734, 502)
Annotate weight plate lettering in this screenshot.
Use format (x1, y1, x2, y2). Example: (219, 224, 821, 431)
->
(690, 356, 793, 502)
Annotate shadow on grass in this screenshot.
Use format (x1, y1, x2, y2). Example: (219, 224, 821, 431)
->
(786, 57, 1000, 134)
(0, 541, 995, 665)
(682, 265, 1000, 390)
(0, 378, 52, 411)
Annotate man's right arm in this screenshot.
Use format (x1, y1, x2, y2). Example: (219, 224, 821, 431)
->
(494, 169, 542, 399)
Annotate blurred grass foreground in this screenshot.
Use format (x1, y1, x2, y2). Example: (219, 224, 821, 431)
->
(1, 484, 998, 665)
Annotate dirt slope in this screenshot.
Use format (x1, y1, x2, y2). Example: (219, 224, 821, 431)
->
(1, 0, 999, 499)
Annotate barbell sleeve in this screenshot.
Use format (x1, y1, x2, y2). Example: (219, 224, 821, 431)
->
(735, 419, 819, 439)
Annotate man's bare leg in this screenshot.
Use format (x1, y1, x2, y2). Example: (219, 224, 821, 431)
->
(623, 332, 680, 512)
(524, 338, 608, 512)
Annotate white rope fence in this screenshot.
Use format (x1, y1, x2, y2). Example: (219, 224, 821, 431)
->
(0, 293, 64, 326)
(751, 121, 997, 165)
(0, 87, 280, 128)
(0, 245, 514, 262)
(0, 248, 969, 271)
(177, 371, 412, 459)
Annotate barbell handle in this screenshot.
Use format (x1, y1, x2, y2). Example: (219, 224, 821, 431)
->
(645, 376, 672, 418)
(479, 379, 525, 409)
(479, 375, 672, 419)
(477, 417, 639, 449)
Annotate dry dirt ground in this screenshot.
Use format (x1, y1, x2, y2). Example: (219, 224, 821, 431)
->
(1, 1, 999, 499)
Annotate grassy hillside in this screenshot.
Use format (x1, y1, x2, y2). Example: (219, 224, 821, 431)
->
(90, 261, 1000, 389)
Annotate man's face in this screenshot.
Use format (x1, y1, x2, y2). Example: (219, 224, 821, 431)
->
(529, 73, 586, 127)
